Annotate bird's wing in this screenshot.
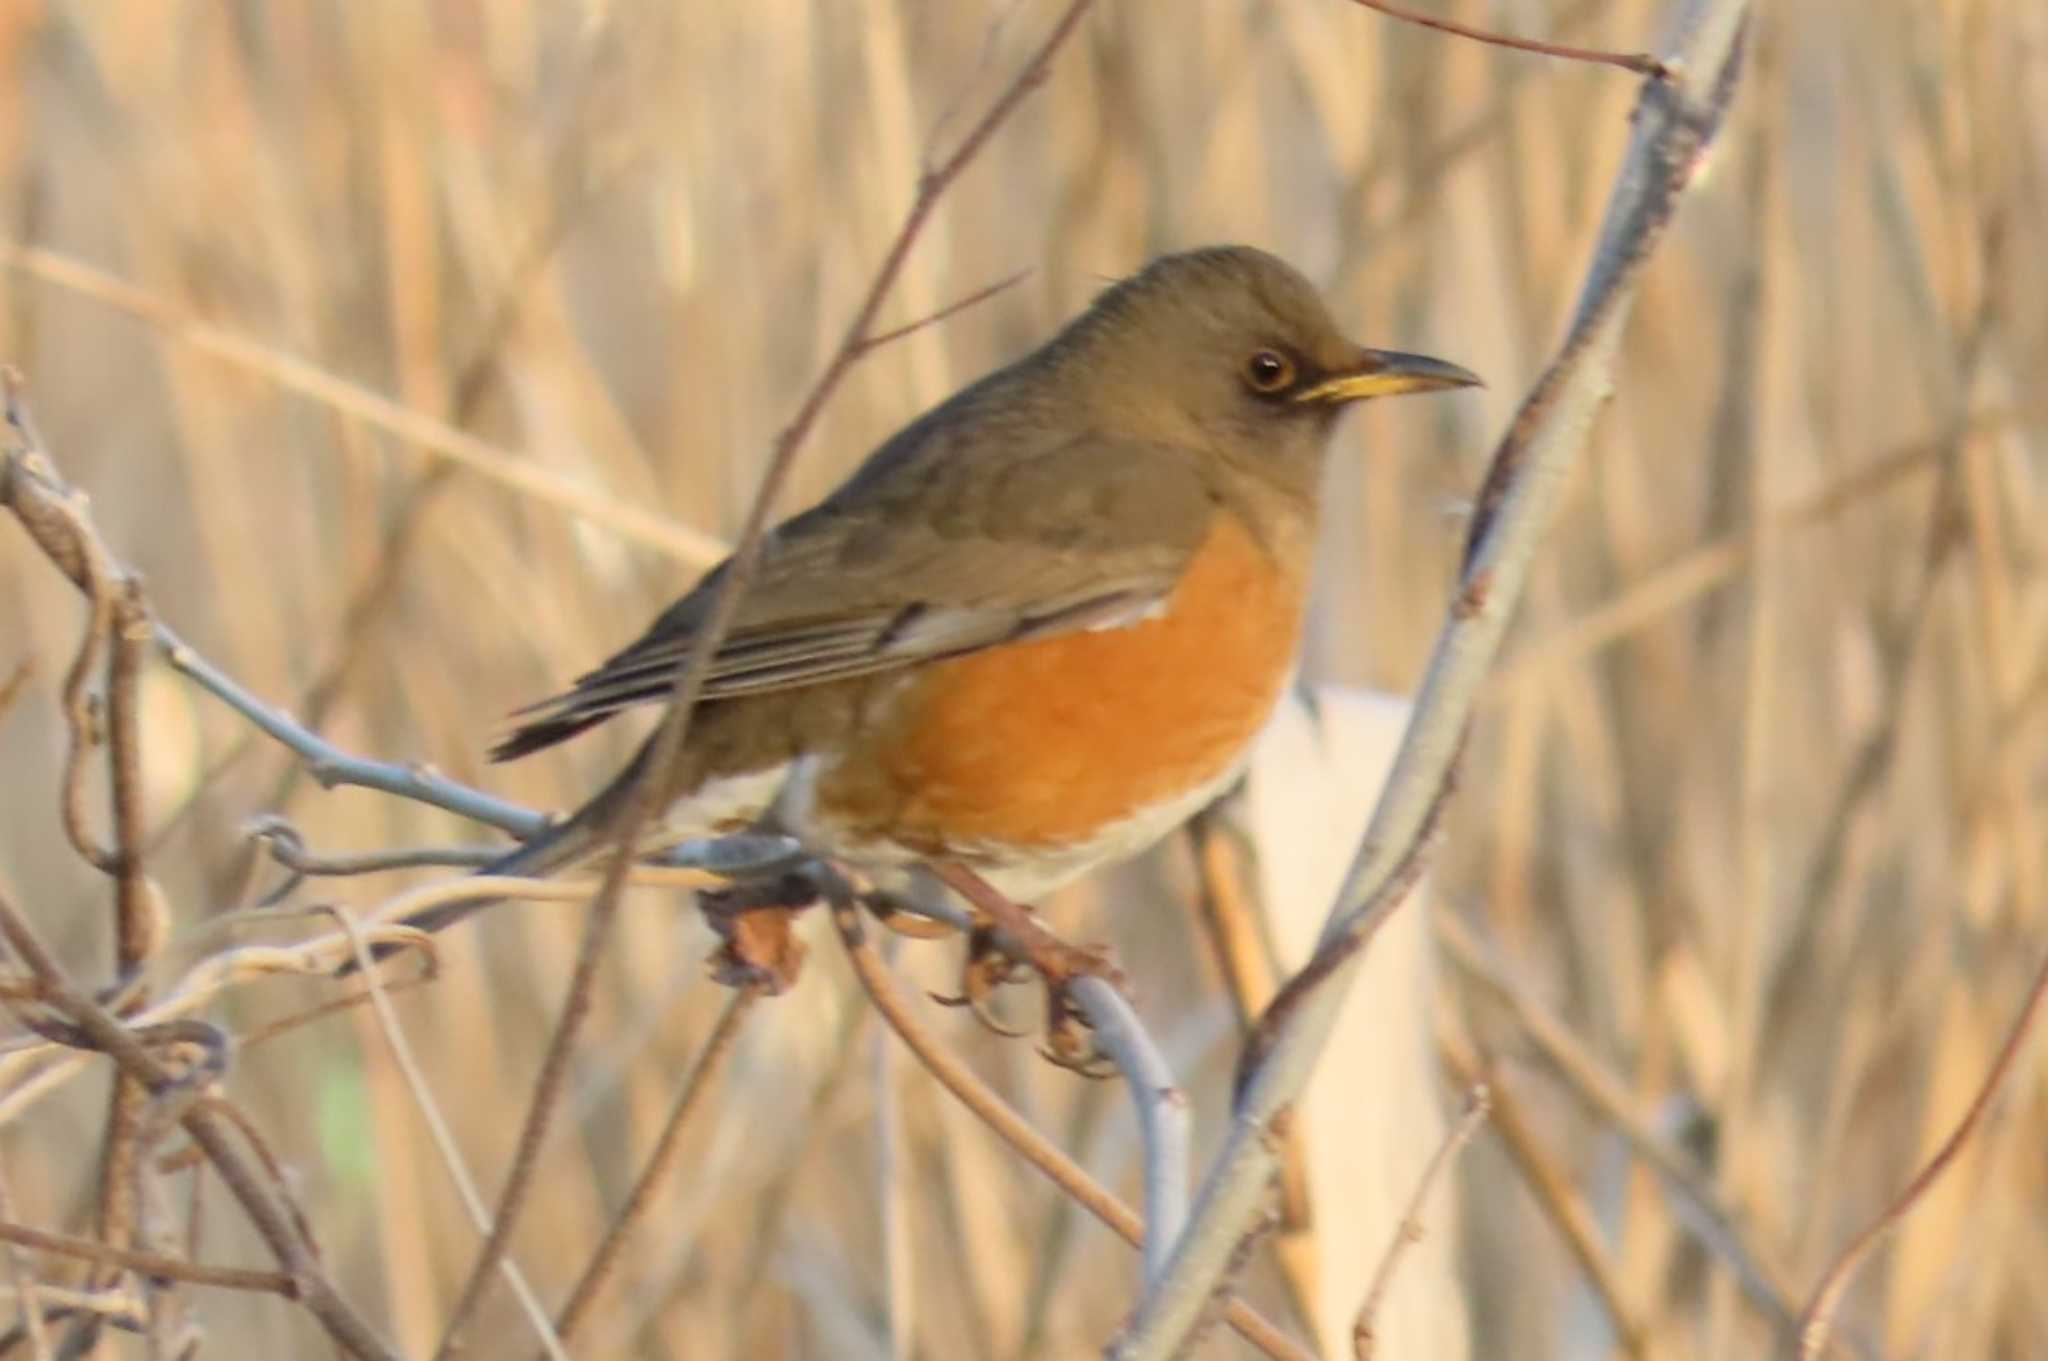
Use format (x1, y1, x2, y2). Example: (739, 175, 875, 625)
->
(492, 430, 1218, 761)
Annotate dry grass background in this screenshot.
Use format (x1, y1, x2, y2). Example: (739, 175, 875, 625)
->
(0, 0, 2044, 1357)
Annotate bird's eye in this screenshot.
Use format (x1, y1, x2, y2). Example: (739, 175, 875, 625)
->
(1243, 349, 1295, 395)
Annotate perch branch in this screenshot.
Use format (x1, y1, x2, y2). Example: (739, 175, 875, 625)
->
(829, 896, 1313, 1361)
(1068, 975, 1191, 1286)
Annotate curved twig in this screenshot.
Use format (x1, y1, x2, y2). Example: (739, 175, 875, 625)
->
(1068, 976, 1192, 1286)
(1796, 948, 2048, 1360)
(829, 895, 1314, 1361)
(0, 885, 396, 1360)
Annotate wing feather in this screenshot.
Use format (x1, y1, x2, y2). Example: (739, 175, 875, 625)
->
(491, 429, 1216, 762)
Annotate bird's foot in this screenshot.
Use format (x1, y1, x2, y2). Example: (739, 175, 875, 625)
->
(930, 861, 1129, 1076)
(930, 923, 1032, 1038)
(1036, 942, 1124, 1079)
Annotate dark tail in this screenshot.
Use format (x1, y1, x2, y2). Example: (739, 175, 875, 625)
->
(342, 740, 654, 972)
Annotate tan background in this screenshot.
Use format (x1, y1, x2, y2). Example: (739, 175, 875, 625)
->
(0, 1, 2043, 1357)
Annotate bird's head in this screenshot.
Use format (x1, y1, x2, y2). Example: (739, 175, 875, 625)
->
(1053, 245, 1479, 493)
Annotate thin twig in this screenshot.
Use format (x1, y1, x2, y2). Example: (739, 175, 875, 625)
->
(235, 975, 435, 1052)
(1345, 0, 1670, 76)
(1184, 811, 1320, 1330)
(1068, 975, 1191, 1287)
(159, 625, 546, 839)
(547, 985, 760, 1351)
(4, 386, 169, 1257)
(0, 660, 29, 729)
(1350, 1084, 1489, 1359)
(857, 268, 1033, 352)
(0, 887, 396, 1360)
(1111, 6, 1750, 1355)
(321, 904, 568, 1360)
(0, 1168, 52, 1361)
(95, 579, 156, 1257)
(1441, 1040, 1650, 1359)
(243, 814, 497, 908)
(828, 896, 1313, 1361)
(1796, 948, 2048, 1360)
(0, 1220, 291, 1297)
(429, 10, 1097, 1348)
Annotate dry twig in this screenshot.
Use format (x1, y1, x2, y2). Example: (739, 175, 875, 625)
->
(1351, 1083, 1489, 1360)
(0, 886, 396, 1359)
(428, 5, 1099, 1349)
(547, 985, 761, 1350)
(1796, 948, 2048, 1360)
(1346, 0, 1669, 76)
(3, 379, 397, 1359)
(829, 895, 1314, 1361)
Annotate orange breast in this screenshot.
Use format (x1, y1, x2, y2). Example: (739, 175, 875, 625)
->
(817, 511, 1308, 852)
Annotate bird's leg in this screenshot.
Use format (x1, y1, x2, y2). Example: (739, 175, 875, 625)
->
(931, 861, 1126, 1075)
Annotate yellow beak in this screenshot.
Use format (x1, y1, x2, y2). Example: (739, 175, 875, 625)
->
(1295, 347, 1483, 404)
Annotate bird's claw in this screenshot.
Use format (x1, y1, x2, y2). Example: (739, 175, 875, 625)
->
(929, 924, 1033, 1038)
(1039, 985, 1118, 1078)
(1034, 941, 1124, 1077)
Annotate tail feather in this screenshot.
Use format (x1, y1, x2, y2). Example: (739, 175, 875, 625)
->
(342, 740, 653, 973)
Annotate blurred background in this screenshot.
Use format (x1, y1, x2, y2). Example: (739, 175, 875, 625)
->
(0, 0, 2043, 1357)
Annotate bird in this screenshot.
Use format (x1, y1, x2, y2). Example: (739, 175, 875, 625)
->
(392, 245, 1477, 952)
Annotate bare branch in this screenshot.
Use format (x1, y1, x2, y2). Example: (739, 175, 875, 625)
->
(0, 1166, 52, 1361)
(828, 896, 1314, 1361)
(1110, 5, 1751, 1355)
(159, 625, 547, 839)
(1344, 0, 1669, 77)
(1441, 1041, 1649, 1359)
(856, 268, 1034, 353)
(0, 659, 28, 730)
(1434, 911, 1815, 1340)
(0, 885, 396, 1360)
(547, 985, 761, 1350)
(1350, 1084, 1488, 1360)
(0, 1219, 292, 1297)
(1068, 975, 1191, 1286)
(429, 8, 1097, 1348)
(95, 578, 157, 1257)
(319, 903, 568, 1359)
(1797, 948, 2048, 1360)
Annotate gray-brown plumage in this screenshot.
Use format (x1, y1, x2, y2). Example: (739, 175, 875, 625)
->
(389, 246, 1477, 944)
